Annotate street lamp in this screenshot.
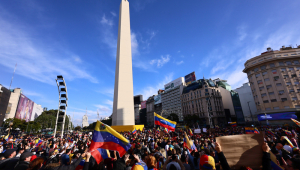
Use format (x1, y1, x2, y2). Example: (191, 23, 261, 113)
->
(53, 75, 68, 138)
(264, 112, 269, 125)
(247, 101, 254, 122)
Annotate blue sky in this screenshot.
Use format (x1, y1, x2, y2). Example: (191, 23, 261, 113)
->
(1, 0, 300, 126)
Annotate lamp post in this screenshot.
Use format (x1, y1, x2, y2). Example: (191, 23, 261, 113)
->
(247, 101, 254, 122)
(264, 112, 269, 125)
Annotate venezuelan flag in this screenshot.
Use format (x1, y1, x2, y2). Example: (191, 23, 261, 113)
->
(267, 130, 275, 137)
(283, 136, 294, 148)
(91, 148, 111, 164)
(164, 128, 169, 133)
(229, 122, 237, 127)
(75, 159, 85, 170)
(215, 125, 219, 129)
(291, 118, 300, 127)
(132, 162, 148, 170)
(132, 128, 137, 135)
(270, 152, 284, 170)
(4, 134, 11, 142)
(254, 128, 260, 134)
(245, 127, 254, 134)
(154, 112, 177, 131)
(183, 133, 197, 152)
(284, 130, 292, 136)
(189, 129, 193, 136)
(89, 121, 131, 160)
(35, 140, 43, 147)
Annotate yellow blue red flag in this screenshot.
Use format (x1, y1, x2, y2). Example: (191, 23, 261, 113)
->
(154, 112, 177, 131)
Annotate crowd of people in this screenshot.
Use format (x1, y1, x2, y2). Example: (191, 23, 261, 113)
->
(0, 125, 299, 170)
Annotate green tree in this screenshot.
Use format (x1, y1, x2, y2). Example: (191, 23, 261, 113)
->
(35, 109, 73, 130)
(167, 113, 179, 123)
(3, 118, 41, 132)
(75, 126, 81, 131)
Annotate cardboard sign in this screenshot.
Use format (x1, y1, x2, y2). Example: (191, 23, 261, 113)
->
(202, 128, 207, 132)
(194, 129, 201, 133)
(216, 134, 264, 170)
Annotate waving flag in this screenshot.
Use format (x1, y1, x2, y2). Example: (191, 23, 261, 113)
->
(267, 130, 275, 137)
(229, 122, 237, 127)
(154, 112, 177, 131)
(284, 130, 292, 136)
(291, 118, 300, 127)
(189, 129, 193, 136)
(183, 133, 197, 152)
(283, 136, 294, 148)
(270, 151, 284, 170)
(132, 128, 137, 135)
(254, 128, 260, 134)
(156, 128, 161, 133)
(89, 121, 131, 162)
(164, 128, 169, 133)
(245, 127, 254, 134)
(75, 160, 85, 170)
(4, 134, 11, 142)
(91, 148, 111, 164)
(35, 140, 43, 147)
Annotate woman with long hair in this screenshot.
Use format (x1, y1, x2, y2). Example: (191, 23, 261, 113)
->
(147, 155, 157, 170)
(27, 157, 44, 170)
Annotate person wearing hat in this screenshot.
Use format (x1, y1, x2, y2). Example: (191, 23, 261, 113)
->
(0, 148, 19, 169)
(14, 152, 33, 170)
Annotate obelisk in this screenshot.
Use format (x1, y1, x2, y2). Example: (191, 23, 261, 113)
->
(112, 0, 135, 126)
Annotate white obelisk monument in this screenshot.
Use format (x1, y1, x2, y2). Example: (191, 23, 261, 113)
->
(112, 0, 135, 126)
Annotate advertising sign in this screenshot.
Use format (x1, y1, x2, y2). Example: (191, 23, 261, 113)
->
(164, 77, 184, 91)
(30, 103, 43, 121)
(257, 112, 297, 121)
(15, 94, 34, 122)
(141, 101, 147, 109)
(185, 72, 196, 85)
(154, 94, 162, 105)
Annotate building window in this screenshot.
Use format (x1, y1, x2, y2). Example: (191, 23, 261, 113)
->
(264, 78, 270, 81)
(266, 85, 272, 88)
(284, 75, 289, 78)
(287, 82, 292, 85)
(297, 89, 300, 92)
(295, 105, 300, 108)
(284, 106, 290, 109)
(297, 67, 300, 70)
(261, 93, 267, 97)
(292, 74, 297, 78)
(295, 81, 299, 85)
(269, 92, 274, 95)
(257, 80, 263, 84)
(281, 98, 287, 101)
(254, 68, 259, 72)
(276, 83, 282, 86)
(274, 76, 279, 81)
(289, 67, 294, 71)
(279, 62, 285, 66)
(292, 97, 297, 100)
(263, 100, 269, 103)
(270, 63, 275, 68)
(261, 65, 266, 70)
(266, 107, 271, 110)
(271, 99, 277, 102)
(259, 86, 264, 90)
(255, 73, 260, 77)
(273, 107, 280, 110)
(281, 68, 287, 71)
(271, 70, 277, 74)
(294, 60, 299, 64)
(290, 89, 295, 93)
(279, 90, 284, 94)
(262, 72, 268, 76)
(286, 61, 292, 65)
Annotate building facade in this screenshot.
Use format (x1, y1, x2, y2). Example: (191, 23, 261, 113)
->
(161, 77, 185, 121)
(243, 46, 300, 124)
(146, 96, 155, 127)
(181, 79, 226, 127)
(5, 88, 22, 120)
(134, 95, 143, 124)
(234, 83, 258, 122)
(0, 85, 11, 126)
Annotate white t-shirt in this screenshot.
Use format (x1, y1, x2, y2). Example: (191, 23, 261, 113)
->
(165, 144, 169, 151)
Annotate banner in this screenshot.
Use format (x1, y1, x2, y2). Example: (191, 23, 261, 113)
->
(164, 77, 184, 91)
(185, 72, 196, 85)
(257, 112, 297, 121)
(15, 94, 34, 122)
(141, 101, 146, 109)
(194, 129, 201, 133)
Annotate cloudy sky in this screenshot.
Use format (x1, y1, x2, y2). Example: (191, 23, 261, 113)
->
(1, 0, 300, 126)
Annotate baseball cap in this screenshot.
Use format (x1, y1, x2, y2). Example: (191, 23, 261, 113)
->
(3, 148, 17, 158)
(20, 152, 33, 161)
(200, 155, 216, 170)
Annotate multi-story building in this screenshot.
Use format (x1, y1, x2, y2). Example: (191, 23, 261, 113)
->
(0, 85, 11, 126)
(161, 77, 185, 121)
(181, 79, 226, 126)
(5, 88, 22, 120)
(213, 78, 245, 124)
(146, 95, 155, 127)
(243, 46, 300, 124)
(134, 95, 143, 124)
(234, 83, 258, 122)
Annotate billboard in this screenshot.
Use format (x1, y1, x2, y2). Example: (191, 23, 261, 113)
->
(164, 77, 184, 91)
(141, 101, 147, 109)
(30, 103, 43, 121)
(15, 94, 34, 122)
(154, 94, 162, 105)
(185, 72, 196, 85)
(257, 112, 297, 121)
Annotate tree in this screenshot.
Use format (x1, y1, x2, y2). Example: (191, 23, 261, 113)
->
(75, 126, 81, 131)
(35, 109, 73, 130)
(3, 118, 41, 132)
(167, 113, 179, 123)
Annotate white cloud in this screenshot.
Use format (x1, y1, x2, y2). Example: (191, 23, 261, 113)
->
(150, 55, 171, 68)
(96, 88, 114, 98)
(137, 72, 174, 99)
(237, 24, 247, 41)
(176, 61, 184, 65)
(131, 32, 139, 57)
(110, 11, 117, 17)
(0, 11, 98, 85)
(100, 14, 113, 26)
(104, 100, 113, 107)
